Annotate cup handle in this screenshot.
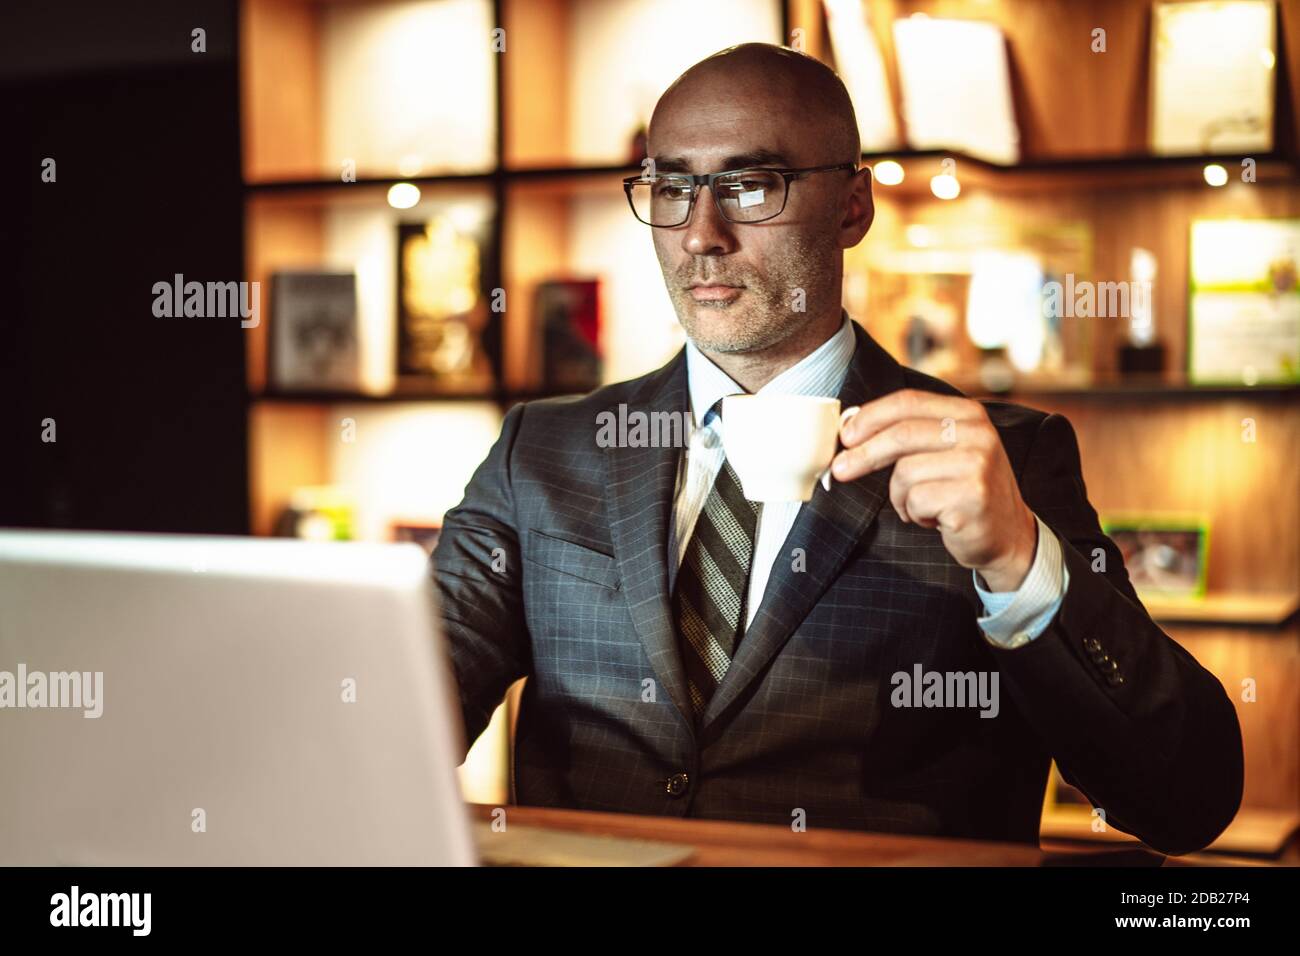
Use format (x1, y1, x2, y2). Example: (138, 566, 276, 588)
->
(823, 406, 860, 491)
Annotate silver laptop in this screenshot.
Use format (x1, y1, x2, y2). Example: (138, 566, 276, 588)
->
(0, 529, 477, 866)
(0, 529, 696, 867)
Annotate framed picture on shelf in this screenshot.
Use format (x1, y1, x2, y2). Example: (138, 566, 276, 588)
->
(1188, 218, 1300, 385)
(1149, 0, 1276, 155)
(395, 214, 496, 396)
(1101, 514, 1210, 598)
(269, 271, 361, 392)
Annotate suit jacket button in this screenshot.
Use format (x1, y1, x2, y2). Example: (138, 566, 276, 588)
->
(666, 772, 690, 797)
(1107, 672, 1126, 687)
(1083, 638, 1103, 654)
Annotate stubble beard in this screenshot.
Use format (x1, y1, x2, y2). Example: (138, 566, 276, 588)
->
(661, 229, 842, 355)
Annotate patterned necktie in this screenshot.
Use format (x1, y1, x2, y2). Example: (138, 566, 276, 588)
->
(673, 404, 761, 721)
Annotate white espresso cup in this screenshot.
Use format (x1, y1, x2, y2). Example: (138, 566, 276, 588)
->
(720, 394, 842, 502)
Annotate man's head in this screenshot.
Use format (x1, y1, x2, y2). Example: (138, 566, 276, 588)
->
(645, 43, 874, 355)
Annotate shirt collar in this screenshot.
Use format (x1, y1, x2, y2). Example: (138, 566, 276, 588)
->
(684, 309, 857, 428)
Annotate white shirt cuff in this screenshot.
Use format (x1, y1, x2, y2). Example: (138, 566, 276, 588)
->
(973, 515, 1068, 649)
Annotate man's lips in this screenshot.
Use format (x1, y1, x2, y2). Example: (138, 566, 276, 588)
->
(688, 284, 744, 301)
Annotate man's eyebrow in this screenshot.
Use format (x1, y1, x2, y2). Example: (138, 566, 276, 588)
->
(651, 149, 791, 174)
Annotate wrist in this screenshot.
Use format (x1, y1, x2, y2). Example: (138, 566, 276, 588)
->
(979, 509, 1038, 592)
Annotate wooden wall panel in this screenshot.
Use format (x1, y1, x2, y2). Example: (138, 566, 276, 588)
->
(1020, 394, 1300, 812)
(241, 0, 321, 181)
(1175, 626, 1300, 812)
(1283, 0, 1300, 156)
(789, 0, 832, 60)
(248, 403, 330, 536)
(502, 183, 576, 390)
(1024, 397, 1300, 595)
(502, 0, 571, 167)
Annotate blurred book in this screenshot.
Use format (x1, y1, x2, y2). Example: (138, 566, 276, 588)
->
(892, 16, 1019, 165)
(823, 0, 900, 152)
(274, 486, 354, 541)
(270, 272, 361, 392)
(536, 279, 602, 392)
(1150, 0, 1276, 155)
(391, 521, 442, 556)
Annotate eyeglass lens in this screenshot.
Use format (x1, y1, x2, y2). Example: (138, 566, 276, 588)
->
(629, 170, 787, 226)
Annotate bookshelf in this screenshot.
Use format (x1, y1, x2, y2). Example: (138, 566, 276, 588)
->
(239, 0, 1300, 816)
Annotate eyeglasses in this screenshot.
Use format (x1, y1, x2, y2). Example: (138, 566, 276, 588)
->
(623, 163, 858, 228)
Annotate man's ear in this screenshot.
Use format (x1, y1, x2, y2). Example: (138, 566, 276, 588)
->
(839, 168, 875, 248)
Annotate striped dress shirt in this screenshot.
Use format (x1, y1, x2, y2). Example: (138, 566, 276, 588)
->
(667, 311, 1067, 644)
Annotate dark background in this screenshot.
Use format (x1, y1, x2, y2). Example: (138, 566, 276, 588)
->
(0, 0, 248, 533)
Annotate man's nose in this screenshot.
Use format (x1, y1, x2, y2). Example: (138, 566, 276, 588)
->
(681, 185, 737, 256)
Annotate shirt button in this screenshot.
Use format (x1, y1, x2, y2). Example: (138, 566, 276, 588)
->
(665, 772, 690, 797)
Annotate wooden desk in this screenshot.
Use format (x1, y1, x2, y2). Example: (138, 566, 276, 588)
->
(469, 803, 1169, 866)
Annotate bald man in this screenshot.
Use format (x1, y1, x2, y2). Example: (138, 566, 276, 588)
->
(434, 43, 1242, 855)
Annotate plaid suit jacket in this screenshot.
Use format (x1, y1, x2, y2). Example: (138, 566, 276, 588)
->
(434, 321, 1242, 855)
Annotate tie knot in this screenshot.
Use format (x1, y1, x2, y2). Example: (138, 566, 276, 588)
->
(707, 394, 744, 425)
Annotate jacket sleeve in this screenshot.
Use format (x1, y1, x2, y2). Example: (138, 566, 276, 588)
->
(431, 401, 532, 763)
(989, 411, 1244, 855)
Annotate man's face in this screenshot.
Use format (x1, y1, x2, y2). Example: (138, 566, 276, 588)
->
(646, 72, 855, 354)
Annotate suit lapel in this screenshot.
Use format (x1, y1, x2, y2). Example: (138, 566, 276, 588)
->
(604, 350, 695, 729)
(701, 323, 908, 732)
(605, 323, 910, 736)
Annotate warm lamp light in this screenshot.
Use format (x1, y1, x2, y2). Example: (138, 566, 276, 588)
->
(387, 182, 421, 209)
(871, 160, 904, 186)
(930, 173, 960, 200)
(1203, 164, 1228, 187)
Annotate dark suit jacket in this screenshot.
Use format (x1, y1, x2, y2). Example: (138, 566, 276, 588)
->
(434, 321, 1243, 855)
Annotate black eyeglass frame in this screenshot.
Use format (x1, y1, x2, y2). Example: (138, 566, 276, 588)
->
(622, 162, 859, 227)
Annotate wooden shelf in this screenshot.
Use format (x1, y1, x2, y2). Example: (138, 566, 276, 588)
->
(1141, 591, 1300, 627)
(960, 380, 1300, 401)
(251, 391, 496, 405)
(241, 151, 1300, 196)
(249, 389, 576, 406)
(867, 152, 1300, 198)
(245, 171, 497, 193)
(250, 383, 1300, 409)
